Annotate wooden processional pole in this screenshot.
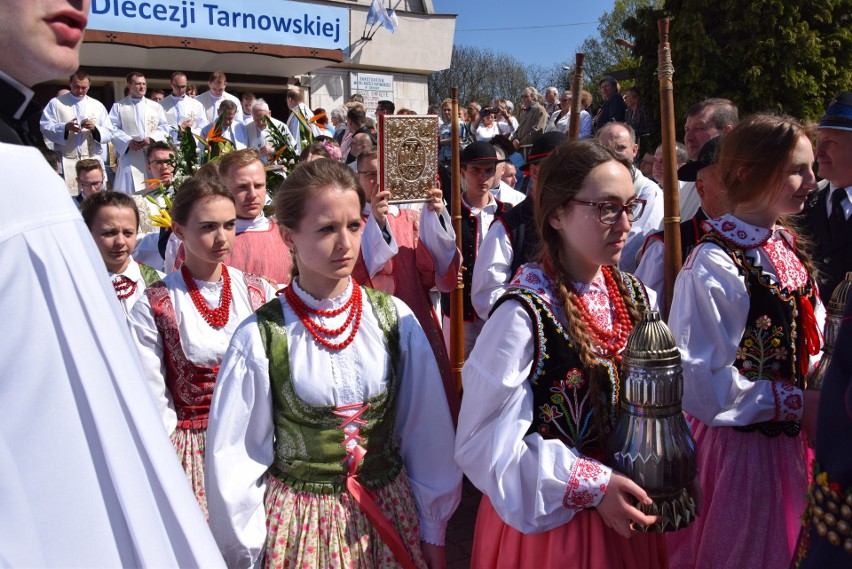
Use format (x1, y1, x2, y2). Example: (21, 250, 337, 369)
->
(567, 53, 585, 140)
(449, 88, 465, 394)
(657, 19, 682, 318)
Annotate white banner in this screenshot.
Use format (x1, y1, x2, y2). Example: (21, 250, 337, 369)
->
(88, 0, 349, 51)
(350, 72, 394, 116)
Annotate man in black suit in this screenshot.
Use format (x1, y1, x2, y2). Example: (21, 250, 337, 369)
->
(802, 91, 852, 300)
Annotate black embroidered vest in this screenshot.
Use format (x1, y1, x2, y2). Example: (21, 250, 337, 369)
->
(442, 197, 511, 321)
(494, 272, 647, 459)
(497, 197, 538, 278)
(703, 234, 817, 437)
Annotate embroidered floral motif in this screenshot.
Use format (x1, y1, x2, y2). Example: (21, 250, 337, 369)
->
(736, 314, 788, 382)
(737, 230, 748, 240)
(540, 374, 594, 451)
(539, 404, 563, 423)
(562, 456, 609, 510)
(722, 220, 736, 232)
(509, 264, 561, 308)
(784, 394, 802, 410)
(773, 381, 803, 421)
(565, 368, 585, 389)
(763, 238, 809, 289)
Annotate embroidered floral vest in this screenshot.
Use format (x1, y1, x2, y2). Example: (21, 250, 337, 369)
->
(255, 287, 405, 494)
(703, 234, 817, 437)
(495, 270, 647, 460)
(147, 272, 266, 430)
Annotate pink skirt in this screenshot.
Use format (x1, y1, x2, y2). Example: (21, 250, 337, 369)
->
(471, 495, 668, 569)
(170, 426, 207, 518)
(666, 418, 808, 569)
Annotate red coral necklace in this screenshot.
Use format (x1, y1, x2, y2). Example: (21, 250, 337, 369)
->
(284, 280, 362, 351)
(181, 263, 232, 328)
(570, 266, 632, 355)
(112, 275, 137, 299)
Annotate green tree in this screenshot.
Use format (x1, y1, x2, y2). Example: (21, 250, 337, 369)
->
(428, 45, 528, 107)
(624, 0, 851, 144)
(576, 0, 664, 85)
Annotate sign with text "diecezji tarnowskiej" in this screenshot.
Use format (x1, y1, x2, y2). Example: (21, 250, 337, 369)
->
(88, 0, 349, 51)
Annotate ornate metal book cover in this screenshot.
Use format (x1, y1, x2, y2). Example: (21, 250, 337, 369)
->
(378, 115, 438, 203)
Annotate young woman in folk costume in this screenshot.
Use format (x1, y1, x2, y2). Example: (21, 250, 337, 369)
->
(205, 158, 461, 569)
(81, 191, 163, 316)
(127, 177, 277, 516)
(665, 114, 824, 569)
(455, 140, 668, 568)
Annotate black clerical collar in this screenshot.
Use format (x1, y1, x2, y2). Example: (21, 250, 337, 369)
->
(0, 70, 38, 121)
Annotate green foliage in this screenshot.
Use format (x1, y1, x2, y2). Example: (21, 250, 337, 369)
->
(624, 0, 851, 148)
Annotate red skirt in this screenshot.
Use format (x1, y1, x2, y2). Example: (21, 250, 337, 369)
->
(471, 495, 669, 569)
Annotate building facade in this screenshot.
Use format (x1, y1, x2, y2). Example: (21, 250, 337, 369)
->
(53, 0, 455, 117)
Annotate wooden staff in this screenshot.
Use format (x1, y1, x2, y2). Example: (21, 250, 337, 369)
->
(449, 88, 465, 394)
(657, 19, 682, 318)
(567, 53, 585, 140)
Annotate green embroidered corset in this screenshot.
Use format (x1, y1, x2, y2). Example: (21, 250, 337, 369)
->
(255, 287, 404, 494)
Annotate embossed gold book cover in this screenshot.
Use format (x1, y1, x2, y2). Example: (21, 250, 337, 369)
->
(378, 115, 438, 203)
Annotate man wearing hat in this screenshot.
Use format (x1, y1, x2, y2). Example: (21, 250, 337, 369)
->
(636, 136, 728, 312)
(443, 141, 514, 356)
(472, 131, 566, 320)
(802, 91, 852, 300)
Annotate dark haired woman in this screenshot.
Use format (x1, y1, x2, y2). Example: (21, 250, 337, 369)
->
(81, 191, 163, 315)
(455, 140, 668, 568)
(128, 176, 276, 516)
(205, 158, 461, 569)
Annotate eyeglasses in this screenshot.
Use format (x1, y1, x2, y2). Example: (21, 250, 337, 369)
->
(568, 198, 646, 225)
(77, 179, 104, 189)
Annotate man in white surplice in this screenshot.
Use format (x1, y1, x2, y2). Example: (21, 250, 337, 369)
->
(195, 70, 244, 124)
(39, 69, 112, 196)
(200, 99, 248, 151)
(0, 0, 224, 566)
(108, 71, 170, 194)
(159, 70, 208, 137)
(245, 98, 291, 164)
(285, 87, 320, 152)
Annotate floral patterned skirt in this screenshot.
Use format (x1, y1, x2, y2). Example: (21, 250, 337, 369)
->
(263, 469, 427, 569)
(170, 426, 207, 518)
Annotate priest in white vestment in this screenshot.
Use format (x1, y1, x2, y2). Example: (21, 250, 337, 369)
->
(109, 72, 169, 194)
(195, 70, 244, 124)
(40, 70, 112, 195)
(159, 70, 208, 136)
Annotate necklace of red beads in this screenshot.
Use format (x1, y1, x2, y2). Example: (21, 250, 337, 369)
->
(112, 275, 137, 299)
(284, 280, 362, 351)
(570, 266, 633, 355)
(181, 263, 232, 328)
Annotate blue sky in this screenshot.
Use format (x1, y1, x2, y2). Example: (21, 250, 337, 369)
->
(431, 0, 616, 69)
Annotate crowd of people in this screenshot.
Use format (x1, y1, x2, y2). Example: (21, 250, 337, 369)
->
(2, 1, 852, 568)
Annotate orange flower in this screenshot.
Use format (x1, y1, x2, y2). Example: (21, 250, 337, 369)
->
(144, 178, 162, 192)
(308, 112, 326, 125)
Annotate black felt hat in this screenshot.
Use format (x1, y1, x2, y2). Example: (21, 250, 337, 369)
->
(460, 141, 499, 165)
(677, 136, 722, 182)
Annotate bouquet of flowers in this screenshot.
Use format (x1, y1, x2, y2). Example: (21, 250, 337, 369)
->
(263, 115, 304, 200)
(196, 113, 235, 163)
(143, 125, 200, 228)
